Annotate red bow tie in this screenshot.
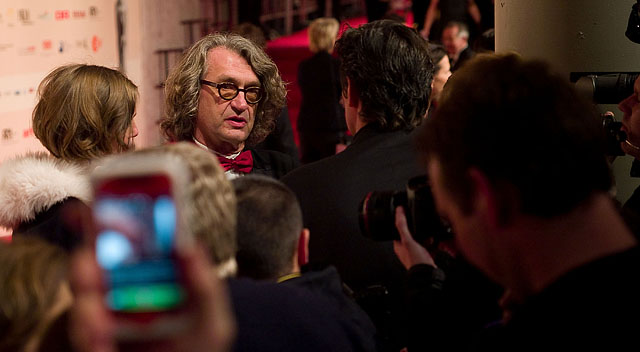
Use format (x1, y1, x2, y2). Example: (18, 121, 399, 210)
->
(217, 150, 253, 173)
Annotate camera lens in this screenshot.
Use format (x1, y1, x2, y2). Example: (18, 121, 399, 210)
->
(359, 191, 407, 241)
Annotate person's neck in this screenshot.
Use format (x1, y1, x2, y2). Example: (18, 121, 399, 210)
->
(352, 118, 370, 135)
(192, 136, 244, 156)
(502, 193, 637, 303)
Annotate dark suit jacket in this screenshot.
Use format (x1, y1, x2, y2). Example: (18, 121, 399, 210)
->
(451, 45, 475, 72)
(297, 51, 345, 134)
(254, 106, 300, 161)
(250, 148, 299, 179)
(282, 124, 425, 349)
(282, 124, 425, 293)
(229, 277, 375, 352)
(297, 51, 347, 163)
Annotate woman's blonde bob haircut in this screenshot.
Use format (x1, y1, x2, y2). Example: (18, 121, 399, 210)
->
(161, 32, 287, 146)
(32, 64, 138, 162)
(134, 142, 238, 278)
(308, 17, 340, 53)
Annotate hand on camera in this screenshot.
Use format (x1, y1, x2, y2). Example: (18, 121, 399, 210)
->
(393, 206, 437, 270)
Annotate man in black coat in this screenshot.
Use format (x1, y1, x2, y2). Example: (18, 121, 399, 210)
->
(395, 53, 640, 351)
(441, 21, 475, 72)
(282, 20, 434, 350)
(160, 33, 298, 179)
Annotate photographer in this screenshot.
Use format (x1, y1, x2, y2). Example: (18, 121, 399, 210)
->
(617, 74, 640, 236)
(395, 53, 640, 350)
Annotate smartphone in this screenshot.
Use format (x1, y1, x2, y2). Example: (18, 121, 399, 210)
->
(90, 153, 192, 339)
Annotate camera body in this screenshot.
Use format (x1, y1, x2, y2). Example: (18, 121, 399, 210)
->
(359, 175, 451, 243)
(601, 113, 627, 156)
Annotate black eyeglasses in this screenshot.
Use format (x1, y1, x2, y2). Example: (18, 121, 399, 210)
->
(200, 79, 263, 104)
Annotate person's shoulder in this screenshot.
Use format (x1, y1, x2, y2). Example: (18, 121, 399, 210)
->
(228, 277, 368, 351)
(281, 151, 348, 187)
(251, 148, 300, 178)
(0, 152, 92, 229)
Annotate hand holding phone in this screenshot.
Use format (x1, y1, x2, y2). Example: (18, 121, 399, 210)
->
(69, 152, 235, 350)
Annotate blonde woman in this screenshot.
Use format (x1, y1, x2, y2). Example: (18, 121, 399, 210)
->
(297, 17, 347, 163)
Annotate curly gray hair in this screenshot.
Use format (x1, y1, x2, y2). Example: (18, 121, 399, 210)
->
(161, 33, 287, 147)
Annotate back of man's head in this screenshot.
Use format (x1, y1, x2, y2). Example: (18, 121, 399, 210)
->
(232, 175, 303, 280)
(335, 20, 434, 131)
(418, 53, 612, 219)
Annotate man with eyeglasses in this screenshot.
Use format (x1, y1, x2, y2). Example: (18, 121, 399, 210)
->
(161, 33, 298, 179)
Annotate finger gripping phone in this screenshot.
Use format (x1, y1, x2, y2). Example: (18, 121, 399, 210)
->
(90, 153, 193, 339)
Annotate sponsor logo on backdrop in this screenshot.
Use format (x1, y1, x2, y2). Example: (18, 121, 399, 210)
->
(18, 45, 36, 55)
(73, 10, 86, 18)
(38, 11, 51, 20)
(23, 128, 34, 139)
(6, 8, 16, 27)
(59, 41, 65, 53)
(18, 9, 32, 25)
(89, 6, 98, 17)
(2, 129, 14, 142)
(55, 10, 70, 20)
(76, 39, 88, 50)
(92, 35, 102, 52)
(43, 40, 52, 50)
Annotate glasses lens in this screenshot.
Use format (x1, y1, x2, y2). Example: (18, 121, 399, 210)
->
(218, 83, 238, 100)
(245, 88, 262, 103)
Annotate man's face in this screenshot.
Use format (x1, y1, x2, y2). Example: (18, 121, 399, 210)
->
(194, 47, 259, 155)
(441, 27, 467, 57)
(432, 56, 452, 103)
(619, 76, 640, 159)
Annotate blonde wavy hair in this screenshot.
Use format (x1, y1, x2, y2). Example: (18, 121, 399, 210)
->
(0, 237, 70, 352)
(308, 17, 340, 53)
(161, 32, 287, 147)
(32, 64, 138, 162)
(136, 142, 238, 277)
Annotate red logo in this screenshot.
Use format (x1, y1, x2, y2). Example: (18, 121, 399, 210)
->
(55, 10, 70, 20)
(42, 40, 52, 50)
(73, 11, 86, 18)
(23, 128, 34, 138)
(91, 35, 102, 52)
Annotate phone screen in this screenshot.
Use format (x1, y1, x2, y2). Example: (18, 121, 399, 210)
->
(94, 174, 185, 313)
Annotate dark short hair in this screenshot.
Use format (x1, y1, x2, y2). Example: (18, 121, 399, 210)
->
(232, 176, 302, 280)
(427, 43, 448, 72)
(417, 53, 612, 219)
(335, 20, 434, 131)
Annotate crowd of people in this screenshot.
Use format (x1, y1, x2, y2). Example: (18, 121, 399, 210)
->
(1, 7, 640, 352)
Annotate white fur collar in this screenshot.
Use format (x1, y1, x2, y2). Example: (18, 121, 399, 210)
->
(0, 153, 92, 230)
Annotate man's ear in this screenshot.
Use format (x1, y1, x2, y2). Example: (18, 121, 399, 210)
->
(468, 167, 502, 229)
(297, 228, 310, 267)
(346, 78, 360, 109)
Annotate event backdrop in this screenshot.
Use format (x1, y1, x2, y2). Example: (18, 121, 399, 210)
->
(0, 0, 118, 163)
